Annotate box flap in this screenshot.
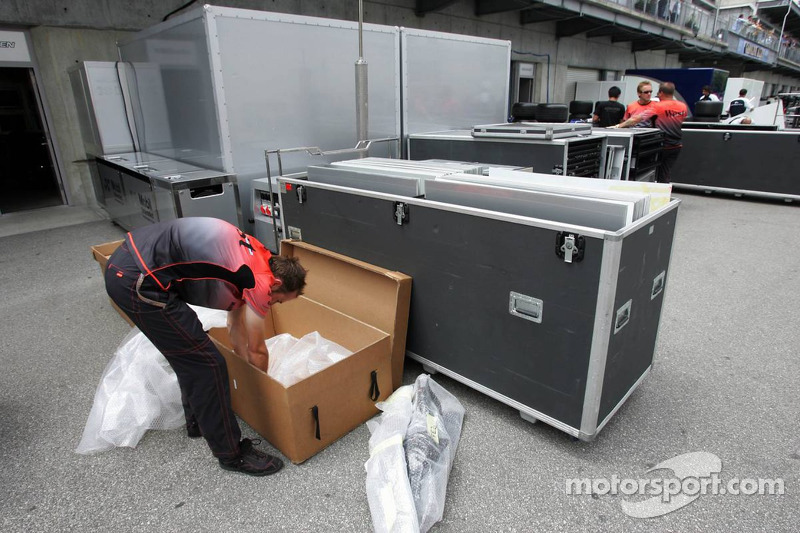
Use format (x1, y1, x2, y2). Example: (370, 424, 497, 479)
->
(91, 240, 134, 327)
(280, 240, 411, 390)
(90, 240, 124, 272)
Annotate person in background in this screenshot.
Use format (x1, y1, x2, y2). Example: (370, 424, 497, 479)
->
(700, 85, 720, 102)
(728, 88, 754, 117)
(731, 14, 745, 33)
(104, 217, 307, 476)
(592, 86, 626, 127)
(612, 82, 688, 183)
(623, 81, 657, 128)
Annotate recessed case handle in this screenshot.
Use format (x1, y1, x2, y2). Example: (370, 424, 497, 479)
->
(651, 271, 666, 300)
(614, 300, 632, 334)
(509, 292, 543, 323)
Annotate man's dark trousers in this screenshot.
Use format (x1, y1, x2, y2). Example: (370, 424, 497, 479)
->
(658, 146, 681, 183)
(104, 243, 242, 460)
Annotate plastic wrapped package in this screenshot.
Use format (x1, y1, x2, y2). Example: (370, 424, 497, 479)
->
(267, 332, 352, 387)
(365, 385, 419, 533)
(75, 306, 227, 454)
(404, 375, 465, 532)
(75, 327, 184, 454)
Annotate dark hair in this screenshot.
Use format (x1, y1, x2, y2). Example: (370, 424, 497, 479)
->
(739, 88, 748, 96)
(608, 86, 621, 98)
(702, 85, 712, 92)
(269, 256, 307, 295)
(659, 82, 676, 96)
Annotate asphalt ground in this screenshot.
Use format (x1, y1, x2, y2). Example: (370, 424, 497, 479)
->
(0, 191, 797, 532)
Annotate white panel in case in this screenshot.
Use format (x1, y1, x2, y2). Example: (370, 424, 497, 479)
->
(401, 29, 510, 140)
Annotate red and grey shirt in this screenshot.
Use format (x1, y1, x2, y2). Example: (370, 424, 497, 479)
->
(624, 100, 656, 128)
(125, 217, 276, 316)
(637, 99, 689, 148)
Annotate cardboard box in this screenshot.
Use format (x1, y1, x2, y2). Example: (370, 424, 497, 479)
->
(90, 240, 135, 327)
(208, 240, 412, 463)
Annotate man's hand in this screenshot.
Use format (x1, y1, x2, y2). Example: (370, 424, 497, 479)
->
(227, 306, 270, 373)
(227, 307, 249, 360)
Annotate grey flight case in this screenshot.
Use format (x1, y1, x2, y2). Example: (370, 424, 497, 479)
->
(278, 172, 680, 441)
(409, 129, 608, 179)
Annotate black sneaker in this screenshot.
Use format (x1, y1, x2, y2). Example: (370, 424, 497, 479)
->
(186, 420, 202, 439)
(219, 438, 283, 476)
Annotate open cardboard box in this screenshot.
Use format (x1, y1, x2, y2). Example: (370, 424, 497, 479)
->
(90, 240, 135, 327)
(208, 240, 411, 463)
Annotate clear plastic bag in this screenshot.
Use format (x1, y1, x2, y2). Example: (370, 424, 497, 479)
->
(267, 332, 351, 387)
(404, 375, 465, 533)
(364, 375, 465, 533)
(75, 306, 227, 454)
(365, 385, 419, 533)
(75, 327, 184, 454)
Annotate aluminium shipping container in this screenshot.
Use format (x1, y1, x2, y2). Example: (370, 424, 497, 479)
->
(277, 168, 680, 440)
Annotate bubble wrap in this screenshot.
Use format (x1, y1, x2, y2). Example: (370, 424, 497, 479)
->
(267, 332, 352, 387)
(75, 306, 228, 454)
(365, 385, 419, 533)
(404, 375, 465, 532)
(364, 375, 465, 533)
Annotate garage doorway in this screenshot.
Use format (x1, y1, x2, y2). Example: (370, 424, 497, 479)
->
(0, 66, 63, 213)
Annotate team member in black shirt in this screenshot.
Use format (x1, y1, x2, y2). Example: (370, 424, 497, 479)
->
(592, 86, 626, 127)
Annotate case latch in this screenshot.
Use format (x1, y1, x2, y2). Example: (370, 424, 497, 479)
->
(296, 185, 307, 204)
(393, 202, 409, 225)
(555, 232, 585, 263)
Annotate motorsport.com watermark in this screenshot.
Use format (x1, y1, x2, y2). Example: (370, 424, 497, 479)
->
(565, 452, 785, 518)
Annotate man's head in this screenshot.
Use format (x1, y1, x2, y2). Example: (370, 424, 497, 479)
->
(739, 88, 748, 97)
(268, 255, 307, 304)
(658, 82, 676, 100)
(702, 85, 712, 96)
(608, 86, 621, 100)
(637, 81, 653, 104)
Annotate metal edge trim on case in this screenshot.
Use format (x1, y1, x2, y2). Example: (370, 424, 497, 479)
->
(204, 11, 235, 175)
(206, 5, 399, 34)
(594, 366, 651, 435)
(671, 183, 800, 202)
(278, 176, 610, 239)
(406, 351, 581, 438)
(400, 27, 513, 47)
(615, 197, 681, 240)
(649, 213, 681, 373)
(579, 237, 622, 437)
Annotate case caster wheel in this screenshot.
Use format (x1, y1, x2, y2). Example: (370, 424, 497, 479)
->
(421, 364, 438, 375)
(520, 411, 538, 424)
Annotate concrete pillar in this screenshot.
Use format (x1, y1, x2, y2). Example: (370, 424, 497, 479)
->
(29, 26, 134, 207)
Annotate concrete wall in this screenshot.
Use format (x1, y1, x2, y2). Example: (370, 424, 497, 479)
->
(29, 26, 134, 207)
(0, 0, 796, 207)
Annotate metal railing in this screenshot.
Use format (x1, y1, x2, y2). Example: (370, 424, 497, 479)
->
(780, 45, 800, 64)
(592, 0, 799, 51)
(592, 0, 723, 41)
(724, 14, 781, 49)
(590, 0, 800, 66)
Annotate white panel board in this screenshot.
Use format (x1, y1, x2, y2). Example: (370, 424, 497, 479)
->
(401, 29, 510, 147)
